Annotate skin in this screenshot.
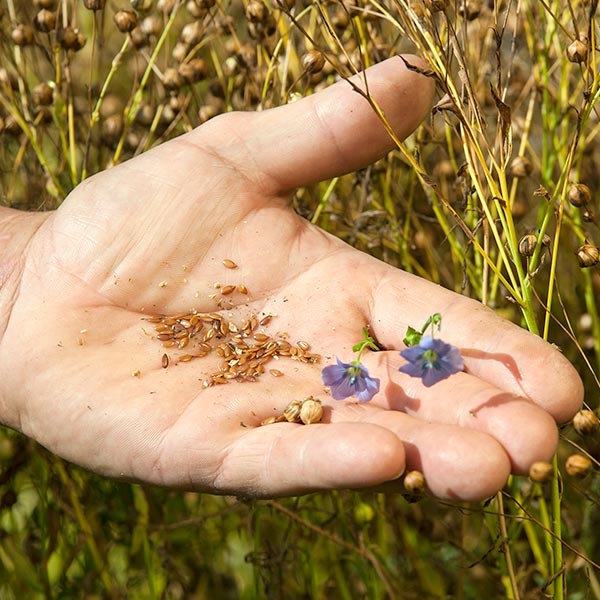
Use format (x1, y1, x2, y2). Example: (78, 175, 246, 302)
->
(0, 56, 583, 501)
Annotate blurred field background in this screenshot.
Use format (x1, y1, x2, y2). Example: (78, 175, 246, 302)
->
(0, 0, 599, 598)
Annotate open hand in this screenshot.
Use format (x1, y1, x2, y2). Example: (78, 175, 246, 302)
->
(0, 56, 582, 500)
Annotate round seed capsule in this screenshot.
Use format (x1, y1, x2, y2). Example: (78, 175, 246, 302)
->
(299, 397, 323, 425)
(572, 409, 599, 436)
(114, 10, 137, 33)
(283, 400, 302, 423)
(509, 156, 533, 178)
(518, 233, 537, 257)
(403, 470, 426, 495)
(529, 461, 554, 483)
(33, 9, 56, 32)
(567, 39, 588, 63)
(302, 50, 326, 74)
(576, 243, 599, 268)
(565, 454, 592, 478)
(568, 183, 592, 208)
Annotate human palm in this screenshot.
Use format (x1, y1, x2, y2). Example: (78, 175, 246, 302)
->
(0, 58, 582, 500)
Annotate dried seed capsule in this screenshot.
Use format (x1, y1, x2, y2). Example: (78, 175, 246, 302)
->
(572, 409, 599, 436)
(302, 50, 325, 74)
(518, 233, 537, 257)
(83, 0, 105, 9)
(509, 156, 533, 178)
(568, 183, 592, 208)
(102, 114, 124, 147)
(34, 0, 56, 8)
(178, 58, 207, 83)
(565, 454, 592, 478)
(11, 24, 34, 47)
(300, 397, 323, 425)
(181, 20, 203, 45)
(403, 470, 425, 495)
(141, 14, 163, 36)
(32, 82, 54, 106)
(131, 0, 153, 10)
(114, 10, 137, 33)
(57, 27, 86, 51)
(34, 9, 56, 32)
(567, 39, 588, 63)
(283, 400, 302, 423)
(130, 27, 149, 49)
(529, 461, 554, 483)
(576, 243, 599, 268)
(245, 0, 267, 23)
(163, 67, 185, 90)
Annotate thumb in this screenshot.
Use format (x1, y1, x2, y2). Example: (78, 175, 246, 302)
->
(198, 54, 436, 194)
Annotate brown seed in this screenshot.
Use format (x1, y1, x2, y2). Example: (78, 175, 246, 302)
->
(203, 328, 216, 341)
(253, 333, 269, 342)
(297, 340, 311, 351)
(259, 315, 273, 326)
(300, 397, 323, 425)
(261, 416, 278, 426)
(83, 0, 105, 9)
(156, 332, 173, 341)
(565, 454, 592, 478)
(161, 353, 169, 368)
(237, 284, 248, 294)
(178, 354, 194, 362)
(223, 259, 238, 269)
(221, 285, 236, 295)
(269, 369, 284, 377)
(572, 409, 600, 436)
(529, 461, 554, 483)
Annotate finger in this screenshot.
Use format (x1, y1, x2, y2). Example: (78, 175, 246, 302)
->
(192, 54, 436, 194)
(76, 55, 434, 199)
(360, 351, 558, 475)
(329, 404, 511, 500)
(184, 422, 407, 497)
(369, 267, 583, 424)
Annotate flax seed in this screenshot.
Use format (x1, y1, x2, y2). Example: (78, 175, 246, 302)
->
(178, 354, 194, 362)
(162, 353, 169, 368)
(237, 284, 248, 294)
(253, 333, 269, 342)
(269, 369, 283, 377)
(223, 259, 238, 269)
(259, 315, 273, 326)
(221, 285, 236, 295)
(297, 341, 311, 351)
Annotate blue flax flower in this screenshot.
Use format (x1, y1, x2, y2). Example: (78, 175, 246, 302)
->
(399, 336, 464, 387)
(322, 357, 380, 402)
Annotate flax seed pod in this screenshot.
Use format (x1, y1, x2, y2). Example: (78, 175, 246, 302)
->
(403, 470, 425, 495)
(518, 233, 537, 257)
(565, 454, 592, 478)
(509, 156, 533, 178)
(33, 9, 56, 32)
(32, 82, 53, 106)
(34, 0, 56, 7)
(57, 27, 86, 51)
(283, 400, 302, 423)
(83, 0, 105, 10)
(568, 183, 592, 208)
(181, 20, 203, 45)
(572, 409, 599, 436)
(178, 58, 207, 84)
(529, 461, 554, 483)
(11, 24, 34, 47)
(163, 67, 185, 91)
(245, 0, 267, 22)
(302, 50, 325, 74)
(576, 243, 599, 268)
(425, 0, 449, 12)
(130, 27, 149, 49)
(567, 39, 588, 63)
(300, 397, 323, 425)
(186, 0, 207, 18)
(131, 0, 153, 10)
(102, 114, 124, 148)
(114, 10, 137, 33)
